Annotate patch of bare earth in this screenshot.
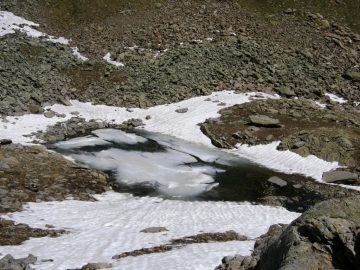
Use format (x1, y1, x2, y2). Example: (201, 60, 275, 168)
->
(112, 231, 248, 259)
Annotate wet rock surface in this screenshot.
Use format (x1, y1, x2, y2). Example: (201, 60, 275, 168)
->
(215, 195, 360, 270)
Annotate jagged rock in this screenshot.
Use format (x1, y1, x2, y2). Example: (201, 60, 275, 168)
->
(322, 171, 358, 184)
(175, 108, 188, 113)
(0, 254, 37, 270)
(249, 115, 281, 127)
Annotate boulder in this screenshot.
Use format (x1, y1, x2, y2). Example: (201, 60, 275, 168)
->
(175, 108, 188, 113)
(0, 254, 37, 270)
(249, 115, 281, 127)
(267, 176, 287, 187)
(322, 171, 358, 184)
(215, 196, 360, 270)
(275, 86, 296, 97)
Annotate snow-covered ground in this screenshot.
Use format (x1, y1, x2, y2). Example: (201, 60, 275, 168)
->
(2, 192, 300, 269)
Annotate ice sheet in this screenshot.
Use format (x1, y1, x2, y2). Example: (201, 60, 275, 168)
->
(55, 136, 110, 149)
(92, 129, 147, 144)
(1, 191, 300, 270)
(60, 135, 219, 197)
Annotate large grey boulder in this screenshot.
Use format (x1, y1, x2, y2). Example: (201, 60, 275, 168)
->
(322, 171, 358, 184)
(215, 196, 360, 270)
(249, 115, 281, 127)
(0, 254, 37, 270)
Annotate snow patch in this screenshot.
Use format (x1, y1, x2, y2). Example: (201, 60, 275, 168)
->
(325, 93, 347, 103)
(0, 10, 87, 60)
(1, 191, 300, 270)
(103, 52, 124, 66)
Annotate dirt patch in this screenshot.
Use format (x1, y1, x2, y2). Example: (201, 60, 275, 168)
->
(112, 230, 247, 259)
(0, 219, 66, 246)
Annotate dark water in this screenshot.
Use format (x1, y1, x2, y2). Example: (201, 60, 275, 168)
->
(49, 129, 323, 212)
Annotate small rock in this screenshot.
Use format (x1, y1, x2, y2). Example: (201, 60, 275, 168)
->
(275, 86, 296, 97)
(268, 176, 287, 187)
(321, 20, 330, 28)
(0, 161, 10, 169)
(232, 131, 242, 139)
(0, 139, 12, 145)
(60, 99, 72, 106)
(284, 8, 294, 14)
(140, 227, 168, 233)
(249, 115, 281, 127)
(175, 108, 188, 113)
(292, 141, 305, 149)
(44, 111, 55, 118)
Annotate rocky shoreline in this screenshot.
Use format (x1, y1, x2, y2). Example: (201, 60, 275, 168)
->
(1, 0, 360, 269)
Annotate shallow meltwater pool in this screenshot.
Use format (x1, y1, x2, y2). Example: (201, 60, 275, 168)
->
(50, 128, 320, 211)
